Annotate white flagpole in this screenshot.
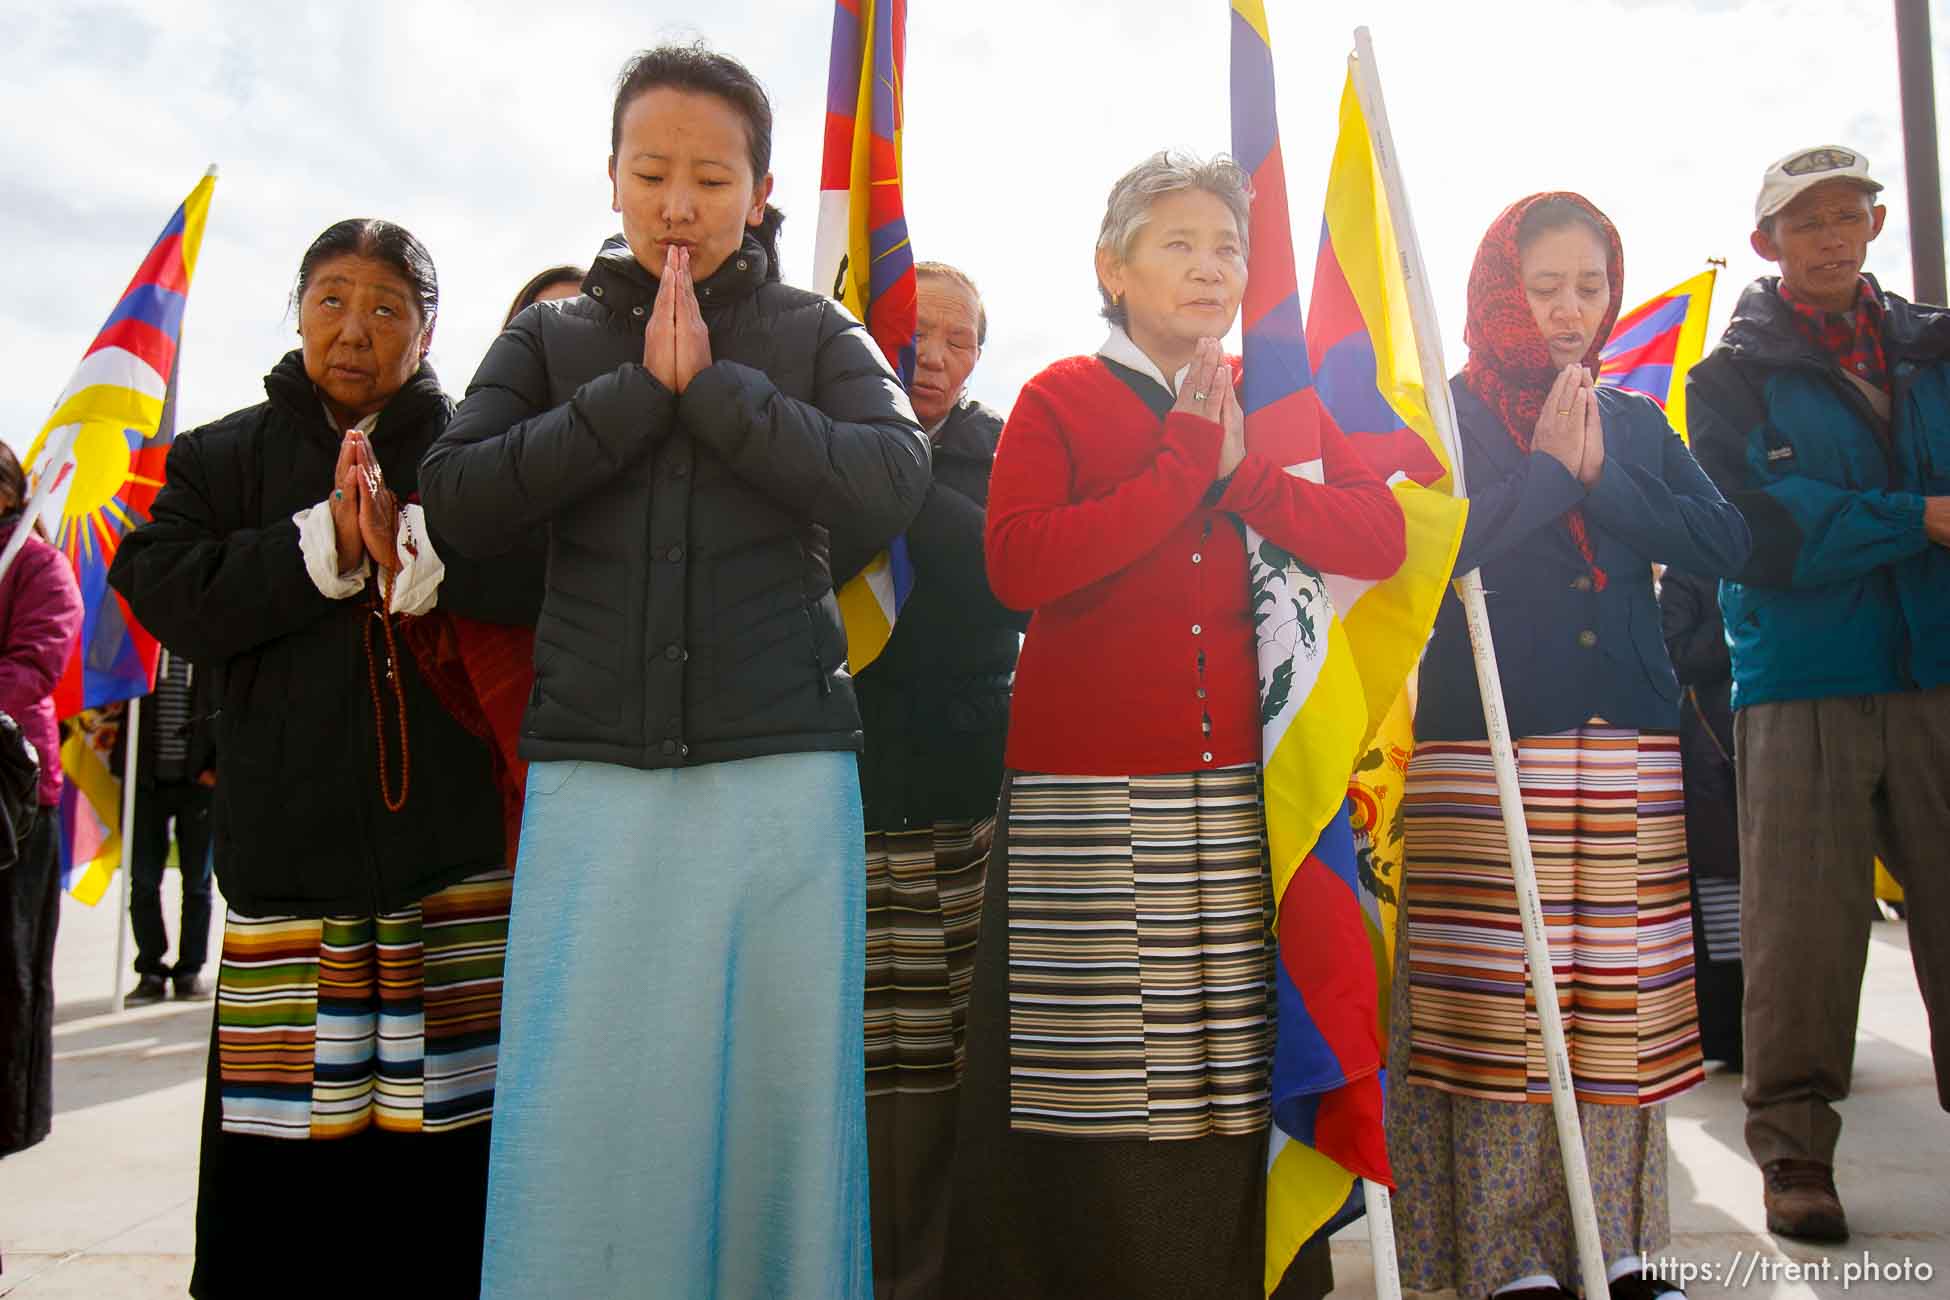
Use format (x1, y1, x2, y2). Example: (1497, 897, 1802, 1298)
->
(1350, 27, 1612, 1300)
(110, 694, 141, 1008)
(1363, 1179, 1403, 1300)
(0, 428, 79, 588)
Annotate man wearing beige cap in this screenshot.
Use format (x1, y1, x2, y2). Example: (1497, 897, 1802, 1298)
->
(1689, 145, 1950, 1246)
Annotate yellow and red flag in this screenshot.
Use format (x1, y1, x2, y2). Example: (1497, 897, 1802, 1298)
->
(815, 0, 917, 673)
(1233, 9, 1467, 1286)
(1597, 267, 1718, 443)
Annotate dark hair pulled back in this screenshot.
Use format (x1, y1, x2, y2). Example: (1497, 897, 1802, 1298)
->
(611, 43, 786, 272)
(504, 264, 586, 328)
(0, 443, 46, 538)
(291, 219, 439, 329)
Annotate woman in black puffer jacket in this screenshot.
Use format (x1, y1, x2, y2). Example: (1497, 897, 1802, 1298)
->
(110, 218, 537, 1299)
(418, 44, 927, 1300)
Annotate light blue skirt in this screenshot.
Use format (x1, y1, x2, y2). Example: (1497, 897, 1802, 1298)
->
(481, 753, 871, 1299)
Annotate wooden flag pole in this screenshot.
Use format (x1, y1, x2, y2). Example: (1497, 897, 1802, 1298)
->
(1350, 27, 1612, 1300)
(1363, 1178, 1404, 1300)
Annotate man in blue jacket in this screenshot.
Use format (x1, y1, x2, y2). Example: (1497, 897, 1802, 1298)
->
(1690, 145, 1950, 1246)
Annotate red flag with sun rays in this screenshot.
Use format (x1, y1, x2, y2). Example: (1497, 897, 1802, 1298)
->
(23, 168, 216, 717)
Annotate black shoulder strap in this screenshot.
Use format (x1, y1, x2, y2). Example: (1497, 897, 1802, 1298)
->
(1097, 356, 1174, 422)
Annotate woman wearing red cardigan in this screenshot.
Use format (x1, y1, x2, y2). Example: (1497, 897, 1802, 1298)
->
(946, 152, 1405, 1300)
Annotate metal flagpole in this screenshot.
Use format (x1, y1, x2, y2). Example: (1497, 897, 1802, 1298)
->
(1895, 0, 1946, 305)
(1351, 28, 1612, 1300)
(110, 694, 141, 1008)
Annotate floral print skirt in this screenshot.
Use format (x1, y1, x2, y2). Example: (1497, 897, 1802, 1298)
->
(1384, 886, 1669, 1296)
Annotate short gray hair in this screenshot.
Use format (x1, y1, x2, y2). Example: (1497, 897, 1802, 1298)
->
(1095, 151, 1253, 325)
(915, 260, 987, 346)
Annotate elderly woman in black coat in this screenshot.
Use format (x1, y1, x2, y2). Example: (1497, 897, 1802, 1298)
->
(110, 218, 533, 1299)
(834, 260, 1023, 1300)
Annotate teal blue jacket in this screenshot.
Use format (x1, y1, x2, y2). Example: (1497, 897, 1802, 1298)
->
(1688, 277, 1950, 709)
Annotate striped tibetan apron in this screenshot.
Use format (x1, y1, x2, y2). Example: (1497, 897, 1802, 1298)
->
(1400, 726, 1703, 1105)
(1002, 764, 1273, 1141)
(214, 869, 513, 1138)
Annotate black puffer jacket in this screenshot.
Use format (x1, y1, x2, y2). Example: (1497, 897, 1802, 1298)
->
(836, 398, 1024, 829)
(108, 354, 537, 916)
(420, 233, 929, 770)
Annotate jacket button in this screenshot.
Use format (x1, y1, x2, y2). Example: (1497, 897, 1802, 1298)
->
(591, 285, 604, 297)
(632, 305, 645, 318)
(1196, 688, 1207, 700)
(1201, 751, 1214, 763)
(736, 258, 749, 271)
(1578, 630, 1598, 649)
(1192, 552, 1203, 564)
(666, 545, 685, 563)
(681, 744, 691, 757)
(1572, 575, 1593, 592)
(1191, 624, 1203, 636)
(665, 643, 683, 661)
(660, 740, 677, 756)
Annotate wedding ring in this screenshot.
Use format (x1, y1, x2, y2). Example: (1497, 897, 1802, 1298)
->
(1557, 408, 1572, 416)
(1193, 391, 1208, 401)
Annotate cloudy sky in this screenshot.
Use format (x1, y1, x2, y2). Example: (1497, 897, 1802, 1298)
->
(0, 0, 1938, 452)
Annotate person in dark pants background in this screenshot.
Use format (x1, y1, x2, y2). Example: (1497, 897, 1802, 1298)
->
(1660, 567, 1743, 1071)
(0, 441, 85, 1157)
(120, 646, 218, 1005)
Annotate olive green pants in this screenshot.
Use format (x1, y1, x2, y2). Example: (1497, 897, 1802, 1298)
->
(1735, 685, 1950, 1168)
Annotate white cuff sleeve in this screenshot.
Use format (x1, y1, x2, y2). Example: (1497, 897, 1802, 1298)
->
(294, 501, 369, 599)
(385, 503, 445, 616)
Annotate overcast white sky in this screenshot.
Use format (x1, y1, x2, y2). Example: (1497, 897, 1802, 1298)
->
(0, 0, 1939, 450)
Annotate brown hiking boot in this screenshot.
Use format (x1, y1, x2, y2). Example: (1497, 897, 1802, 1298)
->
(1763, 1158, 1849, 1243)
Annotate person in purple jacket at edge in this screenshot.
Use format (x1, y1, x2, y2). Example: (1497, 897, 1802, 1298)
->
(0, 440, 85, 1158)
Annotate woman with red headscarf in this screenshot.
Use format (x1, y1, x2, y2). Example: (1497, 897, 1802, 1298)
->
(1387, 194, 1750, 1300)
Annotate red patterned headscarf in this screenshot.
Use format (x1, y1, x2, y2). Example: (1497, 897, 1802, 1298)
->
(1459, 192, 1624, 590)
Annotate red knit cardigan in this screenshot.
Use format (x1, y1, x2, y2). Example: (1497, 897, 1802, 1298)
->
(988, 355, 1407, 776)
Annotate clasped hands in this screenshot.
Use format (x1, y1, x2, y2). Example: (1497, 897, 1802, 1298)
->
(644, 243, 712, 395)
(1171, 337, 1247, 480)
(330, 432, 401, 578)
(1533, 364, 1606, 488)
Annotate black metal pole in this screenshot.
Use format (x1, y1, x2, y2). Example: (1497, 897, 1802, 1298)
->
(1895, 0, 1946, 304)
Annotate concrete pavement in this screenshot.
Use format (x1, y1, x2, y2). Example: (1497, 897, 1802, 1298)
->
(2, 876, 1944, 1298)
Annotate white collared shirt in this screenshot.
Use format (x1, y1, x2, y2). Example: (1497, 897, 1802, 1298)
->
(293, 408, 445, 615)
(1097, 325, 1193, 397)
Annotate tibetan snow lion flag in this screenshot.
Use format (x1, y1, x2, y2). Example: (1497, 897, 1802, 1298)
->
(18, 169, 215, 900)
(815, 0, 917, 674)
(24, 167, 215, 718)
(1598, 267, 1718, 443)
(1231, 8, 1467, 1289)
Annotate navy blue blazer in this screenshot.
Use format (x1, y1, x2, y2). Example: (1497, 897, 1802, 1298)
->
(1415, 379, 1752, 743)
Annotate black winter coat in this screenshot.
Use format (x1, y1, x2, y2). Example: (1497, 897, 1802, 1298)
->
(835, 399, 1024, 829)
(1659, 567, 1739, 879)
(108, 354, 536, 916)
(420, 234, 929, 771)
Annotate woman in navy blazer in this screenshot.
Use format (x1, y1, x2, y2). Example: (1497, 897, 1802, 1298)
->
(1384, 194, 1750, 1300)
